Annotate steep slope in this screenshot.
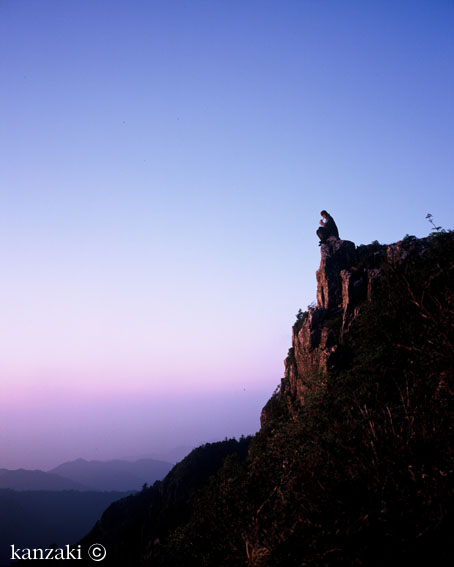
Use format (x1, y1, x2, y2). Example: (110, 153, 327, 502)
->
(264, 234, 440, 418)
(78, 438, 251, 565)
(74, 231, 454, 566)
(247, 232, 454, 566)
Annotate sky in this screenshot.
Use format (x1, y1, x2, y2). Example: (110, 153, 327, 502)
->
(1, 0, 453, 469)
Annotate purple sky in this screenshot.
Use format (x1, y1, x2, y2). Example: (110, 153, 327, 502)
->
(1, 0, 453, 469)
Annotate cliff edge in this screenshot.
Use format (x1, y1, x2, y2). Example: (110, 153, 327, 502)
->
(262, 232, 450, 425)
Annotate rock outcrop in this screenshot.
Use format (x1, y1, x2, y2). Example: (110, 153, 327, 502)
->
(316, 237, 357, 310)
(262, 234, 439, 425)
(262, 239, 372, 422)
(278, 237, 362, 411)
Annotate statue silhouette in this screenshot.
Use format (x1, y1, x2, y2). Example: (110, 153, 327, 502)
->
(316, 210, 339, 244)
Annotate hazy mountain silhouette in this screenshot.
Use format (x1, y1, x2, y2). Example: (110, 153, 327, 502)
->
(0, 468, 88, 491)
(49, 458, 173, 491)
(0, 458, 174, 565)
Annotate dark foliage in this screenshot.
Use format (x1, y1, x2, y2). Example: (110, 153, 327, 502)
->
(78, 438, 251, 566)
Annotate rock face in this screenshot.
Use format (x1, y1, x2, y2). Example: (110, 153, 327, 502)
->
(283, 238, 362, 408)
(262, 237, 386, 423)
(316, 237, 357, 310)
(261, 235, 436, 425)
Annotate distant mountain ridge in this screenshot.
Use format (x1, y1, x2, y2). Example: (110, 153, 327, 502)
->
(50, 457, 173, 491)
(0, 457, 173, 492)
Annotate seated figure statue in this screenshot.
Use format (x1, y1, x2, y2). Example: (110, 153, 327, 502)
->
(316, 210, 339, 244)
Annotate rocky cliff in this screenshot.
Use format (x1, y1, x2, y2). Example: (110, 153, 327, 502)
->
(263, 233, 438, 424)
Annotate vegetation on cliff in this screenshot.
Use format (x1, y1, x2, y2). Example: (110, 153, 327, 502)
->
(81, 231, 454, 566)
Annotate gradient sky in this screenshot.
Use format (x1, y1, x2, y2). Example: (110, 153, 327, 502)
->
(1, 0, 453, 469)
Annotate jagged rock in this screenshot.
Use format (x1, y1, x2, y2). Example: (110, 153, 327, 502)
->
(316, 238, 357, 310)
(290, 310, 336, 394)
(263, 236, 440, 420)
(262, 237, 385, 419)
(386, 236, 430, 264)
(366, 268, 381, 300)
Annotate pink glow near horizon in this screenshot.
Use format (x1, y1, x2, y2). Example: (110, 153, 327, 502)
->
(1, 344, 285, 469)
(1, 382, 271, 470)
